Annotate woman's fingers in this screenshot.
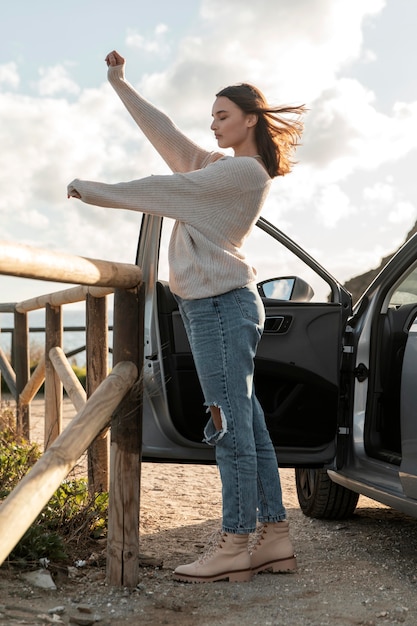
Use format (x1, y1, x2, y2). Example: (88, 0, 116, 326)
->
(105, 50, 125, 67)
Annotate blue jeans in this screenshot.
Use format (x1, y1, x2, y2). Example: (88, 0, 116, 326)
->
(175, 282, 286, 534)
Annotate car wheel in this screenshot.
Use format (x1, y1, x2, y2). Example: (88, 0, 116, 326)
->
(295, 468, 359, 519)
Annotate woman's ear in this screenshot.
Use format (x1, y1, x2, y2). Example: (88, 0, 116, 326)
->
(246, 114, 258, 128)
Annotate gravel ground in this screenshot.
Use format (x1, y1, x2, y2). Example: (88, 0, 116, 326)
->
(1, 398, 417, 625)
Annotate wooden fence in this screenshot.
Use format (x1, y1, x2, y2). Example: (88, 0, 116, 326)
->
(0, 240, 145, 587)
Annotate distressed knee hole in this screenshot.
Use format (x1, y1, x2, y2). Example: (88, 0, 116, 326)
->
(203, 403, 228, 445)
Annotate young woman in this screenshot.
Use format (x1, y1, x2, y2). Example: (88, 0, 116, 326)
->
(68, 50, 306, 584)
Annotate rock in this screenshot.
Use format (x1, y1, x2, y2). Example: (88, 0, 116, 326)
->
(37, 614, 65, 624)
(70, 613, 96, 626)
(22, 569, 57, 590)
(48, 605, 66, 615)
(69, 613, 101, 625)
(69, 604, 102, 625)
(138, 552, 163, 568)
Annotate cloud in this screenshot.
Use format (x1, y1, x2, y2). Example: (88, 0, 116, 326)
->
(197, 0, 385, 98)
(363, 180, 395, 203)
(0, 62, 19, 88)
(315, 184, 354, 229)
(36, 65, 81, 96)
(388, 201, 416, 225)
(134, 0, 388, 141)
(299, 77, 417, 188)
(126, 23, 171, 57)
(2, 0, 417, 302)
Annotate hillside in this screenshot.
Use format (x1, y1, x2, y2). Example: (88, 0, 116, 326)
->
(344, 220, 417, 304)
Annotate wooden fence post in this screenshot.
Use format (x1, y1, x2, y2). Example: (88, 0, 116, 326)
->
(0, 362, 137, 567)
(86, 294, 109, 494)
(0, 326, 2, 404)
(14, 311, 30, 438)
(106, 284, 144, 587)
(44, 304, 62, 448)
(0, 345, 16, 398)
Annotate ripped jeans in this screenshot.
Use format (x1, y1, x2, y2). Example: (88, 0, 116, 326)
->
(175, 282, 286, 534)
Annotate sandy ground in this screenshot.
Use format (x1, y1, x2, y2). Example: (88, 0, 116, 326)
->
(1, 396, 417, 625)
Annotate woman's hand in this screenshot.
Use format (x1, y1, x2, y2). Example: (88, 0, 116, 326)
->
(67, 180, 81, 199)
(105, 50, 125, 67)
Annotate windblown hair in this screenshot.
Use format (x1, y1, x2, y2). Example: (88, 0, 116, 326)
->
(216, 83, 306, 178)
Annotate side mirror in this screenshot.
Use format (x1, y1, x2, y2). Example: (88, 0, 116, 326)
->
(257, 276, 314, 302)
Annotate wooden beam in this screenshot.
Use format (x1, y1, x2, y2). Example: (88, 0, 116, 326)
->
(15, 285, 113, 314)
(19, 355, 45, 406)
(49, 347, 86, 412)
(14, 311, 30, 438)
(0, 361, 137, 568)
(44, 305, 63, 448)
(0, 303, 16, 313)
(86, 294, 109, 494)
(0, 346, 16, 397)
(0, 241, 142, 289)
(107, 285, 144, 588)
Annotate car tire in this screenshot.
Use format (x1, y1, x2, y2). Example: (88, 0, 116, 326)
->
(295, 468, 359, 519)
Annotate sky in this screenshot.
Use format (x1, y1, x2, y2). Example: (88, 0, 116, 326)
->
(1, 0, 417, 305)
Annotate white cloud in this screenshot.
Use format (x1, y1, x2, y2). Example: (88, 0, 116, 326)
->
(0, 62, 19, 88)
(1, 0, 417, 304)
(134, 0, 389, 142)
(19, 208, 49, 229)
(300, 78, 417, 187)
(388, 201, 416, 225)
(196, 0, 385, 100)
(126, 24, 171, 56)
(316, 184, 354, 229)
(36, 65, 81, 96)
(363, 181, 395, 203)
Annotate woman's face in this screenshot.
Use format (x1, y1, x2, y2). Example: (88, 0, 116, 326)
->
(211, 96, 255, 154)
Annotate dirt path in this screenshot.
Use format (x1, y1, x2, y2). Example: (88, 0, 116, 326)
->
(1, 397, 417, 625)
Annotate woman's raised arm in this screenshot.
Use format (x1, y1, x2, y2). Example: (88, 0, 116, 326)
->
(105, 50, 221, 173)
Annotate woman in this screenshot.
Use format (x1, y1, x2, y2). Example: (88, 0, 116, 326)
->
(68, 50, 306, 584)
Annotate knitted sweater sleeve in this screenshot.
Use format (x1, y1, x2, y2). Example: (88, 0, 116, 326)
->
(107, 64, 222, 173)
(67, 158, 267, 225)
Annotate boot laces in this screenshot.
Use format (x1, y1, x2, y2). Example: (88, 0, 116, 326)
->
(197, 530, 226, 564)
(248, 523, 267, 553)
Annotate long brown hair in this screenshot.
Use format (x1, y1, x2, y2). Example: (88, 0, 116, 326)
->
(216, 83, 306, 178)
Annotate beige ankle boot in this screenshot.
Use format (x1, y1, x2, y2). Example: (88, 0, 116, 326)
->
(250, 521, 297, 574)
(173, 532, 252, 583)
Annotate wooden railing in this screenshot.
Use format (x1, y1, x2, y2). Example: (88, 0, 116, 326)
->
(0, 241, 145, 587)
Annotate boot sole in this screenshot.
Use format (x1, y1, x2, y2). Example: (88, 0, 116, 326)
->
(252, 555, 297, 575)
(173, 568, 253, 583)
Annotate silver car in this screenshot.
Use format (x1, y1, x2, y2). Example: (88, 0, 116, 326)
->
(138, 213, 417, 520)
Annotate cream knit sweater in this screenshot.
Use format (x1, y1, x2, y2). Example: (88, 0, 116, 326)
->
(68, 64, 272, 299)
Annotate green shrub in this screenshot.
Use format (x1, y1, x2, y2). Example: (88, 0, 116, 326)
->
(41, 478, 108, 542)
(0, 408, 41, 498)
(0, 406, 108, 566)
(10, 527, 68, 564)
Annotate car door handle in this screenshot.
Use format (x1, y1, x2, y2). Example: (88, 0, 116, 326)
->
(264, 315, 292, 334)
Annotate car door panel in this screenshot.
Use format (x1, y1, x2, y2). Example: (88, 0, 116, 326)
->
(259, 302, 342, 387)
(139, 214, 351, 466)
(156, 280, 342, 465)
(400, 316, 417, 499)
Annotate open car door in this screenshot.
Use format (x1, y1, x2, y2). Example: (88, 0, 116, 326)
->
(137, 214, 352, 466)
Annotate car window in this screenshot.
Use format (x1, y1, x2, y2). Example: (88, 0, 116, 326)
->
(159, 218, 333, 303)
(388, 264, 417, 307)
